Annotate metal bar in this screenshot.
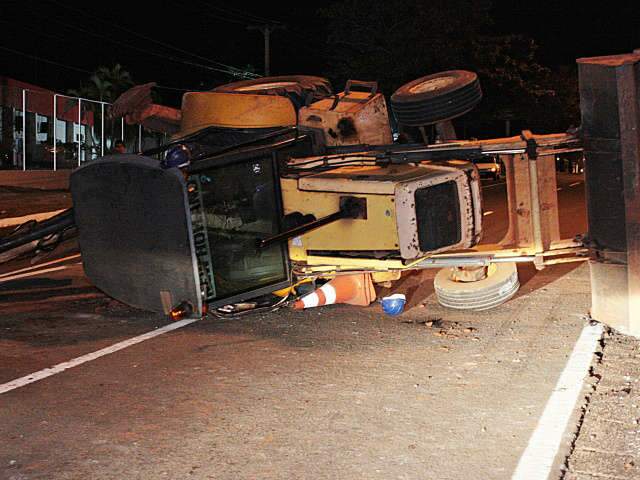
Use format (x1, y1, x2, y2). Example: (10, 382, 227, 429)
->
(138, 124, 142, 152)
(542, 257, 589, 266)
(0, 209, 75, 254)
(413, 256, 492, 268)
(21, 89, 26, 171)
(497, 154, 518, 247)
(412, 255, 539, 269)
(543, 246, 589, 257)
(538, 155, 562, 248)
(258, 210, 347, 249)
(427, 242, 586, 260)
(288, 132, 582, 171)
(77, 98, 81, 167)
(528, 155, 544, 253)
(549, 239, 584, 250)
(53, 94, 57, 171)
(101, 103, 105, 157)
(121, 117, 124, 141)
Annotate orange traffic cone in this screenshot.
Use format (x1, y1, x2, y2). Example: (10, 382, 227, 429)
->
(293, 273, 376, 310)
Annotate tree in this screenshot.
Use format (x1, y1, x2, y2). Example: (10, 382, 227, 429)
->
(68, 64, 134, 103)
(66, 65, 135, 159)
(319, 0, 492, 94)
(320, 0, 573, 137)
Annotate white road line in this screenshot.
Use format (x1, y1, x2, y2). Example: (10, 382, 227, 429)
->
(569, 182, 582, 187)
(0, 209, 67, 228)
(0, 265, 71, 283)
(0, 253, 81, 280)
(0, 317, 200, 395)
(482, 182, 506, 189)
(511, 322, 603, 480)
(483, 211, 494, 216)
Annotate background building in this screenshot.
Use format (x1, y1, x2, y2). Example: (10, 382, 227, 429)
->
(0, 76, 167, 170)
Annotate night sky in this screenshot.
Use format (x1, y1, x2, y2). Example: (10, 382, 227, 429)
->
(2, 0, 639, 104)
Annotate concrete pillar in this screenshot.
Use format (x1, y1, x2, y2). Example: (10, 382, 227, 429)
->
(578, 51, 640, 336)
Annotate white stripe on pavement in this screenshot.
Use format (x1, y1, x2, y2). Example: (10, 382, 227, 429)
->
(0, 253, 81, 280)
(0, 265, 72, 283)
(482, 182, 506, 189)
(0, 209, 67, 228)
(511, 322, 603, 480)
(569, 182, 582, 187)
(0, 317, 200, 395)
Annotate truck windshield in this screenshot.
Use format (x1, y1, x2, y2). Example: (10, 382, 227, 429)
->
(187, 155, 289, 303)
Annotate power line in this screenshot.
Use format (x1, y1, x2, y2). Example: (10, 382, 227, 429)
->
(0, 19, 69, 43)
(154, 84, 211, 92)
(186, 2, 251, 26)
(44, 0, 257, 78)
(23, 10, 255, 79)
(188, 1, 334, 69)
(0, 45, 93, 75)
(0, 46, 215, 97)
(200, 3, 284, 26)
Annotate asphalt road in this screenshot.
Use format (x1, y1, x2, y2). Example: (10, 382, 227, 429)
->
(0, 172, 596, 480)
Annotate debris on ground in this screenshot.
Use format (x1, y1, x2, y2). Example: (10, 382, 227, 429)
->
(94, 298, 138, 315)
(401, 316, 442, 326)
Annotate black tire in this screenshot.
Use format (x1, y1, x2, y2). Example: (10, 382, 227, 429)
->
(213, 75, 333, 110)
(391, 70, 482, 127)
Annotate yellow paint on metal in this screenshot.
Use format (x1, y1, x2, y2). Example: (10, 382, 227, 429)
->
(297, 255, 407, 272)
(308, 91, 376, 113)
(298, 165, 424, 194)
(272, 277, 313, 297)
(179, 92, 296, 135)
(371, 271, 402, 283)
(280, 178, 399, 258)
(299, 91, 393, 146)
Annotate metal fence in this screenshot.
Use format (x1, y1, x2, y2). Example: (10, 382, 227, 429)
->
(0, 86, 168, 170)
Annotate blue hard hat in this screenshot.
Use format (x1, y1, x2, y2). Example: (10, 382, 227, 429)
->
(381, 293, 406, 316)
(163, 144, 191, 169)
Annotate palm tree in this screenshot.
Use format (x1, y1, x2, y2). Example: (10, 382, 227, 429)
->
(68, 64, 133, 103)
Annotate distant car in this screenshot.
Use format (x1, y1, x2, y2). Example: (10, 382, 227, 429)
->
(472, 156, 502, 180)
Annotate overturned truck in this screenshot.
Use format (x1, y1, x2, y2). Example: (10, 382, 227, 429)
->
(1, 71, 586, 318)
(71, 71, 588, 318)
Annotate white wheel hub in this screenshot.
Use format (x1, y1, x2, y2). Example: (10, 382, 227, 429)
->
(408, 76, 456, 94)
(434, 262, 520, 311)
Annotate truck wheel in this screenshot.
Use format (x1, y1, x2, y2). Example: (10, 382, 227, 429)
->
(213, 75, 333, 109)
(391, 70, 482, 127)
(434, 262, 519, 311)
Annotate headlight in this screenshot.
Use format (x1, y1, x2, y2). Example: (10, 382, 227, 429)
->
(491, 167, 496, 172)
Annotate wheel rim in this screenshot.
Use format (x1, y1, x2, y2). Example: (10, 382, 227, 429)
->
(408, 76, 457, 94)
(434, 263, 520, 311)
(235, 81, 300, 91)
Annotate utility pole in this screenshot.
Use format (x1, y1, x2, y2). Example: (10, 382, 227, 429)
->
(247, 24, 285, 76)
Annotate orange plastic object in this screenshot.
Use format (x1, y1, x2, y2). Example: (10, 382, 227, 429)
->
(293, 273, 376, 310)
